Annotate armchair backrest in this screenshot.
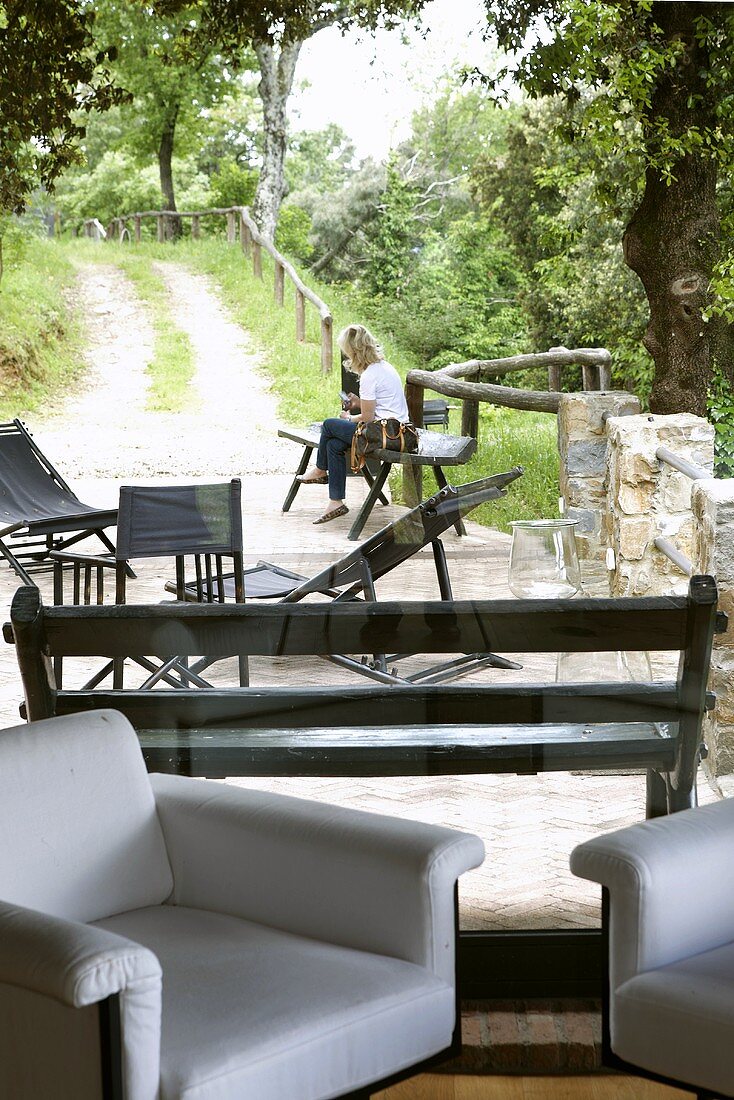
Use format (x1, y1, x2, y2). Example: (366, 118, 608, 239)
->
(0, 710, 172, 922)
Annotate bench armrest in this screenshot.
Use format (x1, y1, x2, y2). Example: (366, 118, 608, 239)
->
(571, 798, 734, 988)
(0, 899, 161, 1007)
(151, 774, 484, 984)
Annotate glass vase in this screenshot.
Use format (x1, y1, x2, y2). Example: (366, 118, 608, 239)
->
(508, 519, 582, 599)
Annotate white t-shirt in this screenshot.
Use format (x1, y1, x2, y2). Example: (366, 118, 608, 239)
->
(359, 360, 410, 422)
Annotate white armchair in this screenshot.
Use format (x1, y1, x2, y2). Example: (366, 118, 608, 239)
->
(571, 799, 734, 1100)
(0, 710, 484, 1100)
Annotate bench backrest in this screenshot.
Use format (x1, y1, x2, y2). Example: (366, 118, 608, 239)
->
(8, 580, 724, 795)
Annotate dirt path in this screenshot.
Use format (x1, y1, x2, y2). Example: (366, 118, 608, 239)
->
(28, 260, 293, 480)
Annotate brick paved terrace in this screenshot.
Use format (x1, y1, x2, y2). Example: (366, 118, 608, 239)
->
(0, 470, 722, 937)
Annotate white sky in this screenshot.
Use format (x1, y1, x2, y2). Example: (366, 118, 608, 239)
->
(289, 0, 494, 159)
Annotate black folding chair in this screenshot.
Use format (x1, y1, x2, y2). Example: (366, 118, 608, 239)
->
(0, 419, 118, 584)
(52, 480, 247, 689)
(175, 468, 525, 686)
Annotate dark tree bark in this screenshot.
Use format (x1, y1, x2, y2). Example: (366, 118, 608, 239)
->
(622, 3, 721, 416)
(158, 105, 181, 238)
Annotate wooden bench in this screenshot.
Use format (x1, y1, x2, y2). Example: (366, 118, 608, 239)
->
(278, 423, 478, 540)
(6, 577, 725, 818)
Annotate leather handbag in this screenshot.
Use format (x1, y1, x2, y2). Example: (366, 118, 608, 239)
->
(350, 418, 419, 473)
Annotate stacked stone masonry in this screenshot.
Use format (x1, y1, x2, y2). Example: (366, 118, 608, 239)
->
(556, 393, 731, 774)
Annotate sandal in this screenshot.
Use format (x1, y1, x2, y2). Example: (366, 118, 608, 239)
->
(296, 472, 328, 485)
(313, 504, 349, 525)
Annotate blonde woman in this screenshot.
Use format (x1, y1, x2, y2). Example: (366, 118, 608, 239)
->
(298, 323, 409, 525)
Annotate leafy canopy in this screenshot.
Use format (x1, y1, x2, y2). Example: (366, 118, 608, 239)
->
(0, 0, 127, 214)
(485, 2, 734, 195)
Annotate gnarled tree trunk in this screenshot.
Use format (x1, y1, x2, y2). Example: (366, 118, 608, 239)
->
(622, 3, 720, 416)
(252, 37, 302, 240)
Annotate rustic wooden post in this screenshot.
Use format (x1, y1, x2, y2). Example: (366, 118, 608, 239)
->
(582, 364, 599, 391)
(320, 316, 333, 375)
(107, 221, 115, 240)
(461, 398, 479, 439)
(226, 211, 236, 243)
(134, 216, 142, 243)
(295, 289, 306, 343)
(7, 586, 56, 721)
(274, 261, 285, 306)
(157, 215, 165, 243)
(191, 215, 200, 240)
(405, 381, 425, 428)
(548, 363, 562, 391)
(252, 239, 263, 279)
(599, 362, 612, 390)
(240, 218, 251, 256)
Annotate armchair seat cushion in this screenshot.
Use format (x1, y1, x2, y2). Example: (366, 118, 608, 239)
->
(614, 940, 734, 1096)
(95, 904, 455, 1100)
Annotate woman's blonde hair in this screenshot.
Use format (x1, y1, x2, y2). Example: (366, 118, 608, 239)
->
(337, 323, 382, 373)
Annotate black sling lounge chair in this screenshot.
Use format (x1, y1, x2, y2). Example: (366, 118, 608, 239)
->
(54, 470, 525, 688)
(0, 419, 118, 584)
(176, 467, 526, 685)
(52, 479, 248, 690)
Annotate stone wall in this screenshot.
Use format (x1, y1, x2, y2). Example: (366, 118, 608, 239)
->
(557, 392, 640, 560)
(605, 413, 714, 596)
(692, 480, 734, 776)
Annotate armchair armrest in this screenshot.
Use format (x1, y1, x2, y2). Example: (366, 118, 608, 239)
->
(0, 899, 161, 1007)
(0, 900, 162, 1100)
(151, 774, 484, 984)
(571, 798, 734, 988)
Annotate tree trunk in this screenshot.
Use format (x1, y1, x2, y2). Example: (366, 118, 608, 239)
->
(158, 105, 181, 239)
(253, 38, 302, 240)
(622, 3, 721, 416)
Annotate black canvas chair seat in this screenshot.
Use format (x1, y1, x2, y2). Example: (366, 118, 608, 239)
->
(0, 420, 117, 583)
(176, 468, 525, 685)
(52, 480, 247, 691)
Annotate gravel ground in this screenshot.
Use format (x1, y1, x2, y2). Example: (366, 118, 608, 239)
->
(24, 260, 294, 480)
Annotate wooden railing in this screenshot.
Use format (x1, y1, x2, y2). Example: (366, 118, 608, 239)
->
(83, 205, 333, 375)
(405, 346, 612, 435)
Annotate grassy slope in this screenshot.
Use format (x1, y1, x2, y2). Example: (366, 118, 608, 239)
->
(0, 236, 83, 418)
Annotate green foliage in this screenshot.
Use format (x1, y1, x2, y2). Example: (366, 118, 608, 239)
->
(286, 125, 356, 195)
(55, 151, 213, 231)
(361, 161, 419, 300)
(0, 233, 82, 415)
(708, 370, 734, 478)
(275, 205, 313, 262)
(471, 101, 652, 398)
(0, 1, 127, 215)
(209, 159, 258, 209)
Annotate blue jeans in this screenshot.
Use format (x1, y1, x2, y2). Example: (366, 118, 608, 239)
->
(316, 417, 357, 501)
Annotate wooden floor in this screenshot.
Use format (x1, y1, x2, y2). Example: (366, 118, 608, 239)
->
(376, 1073, 693, 1098)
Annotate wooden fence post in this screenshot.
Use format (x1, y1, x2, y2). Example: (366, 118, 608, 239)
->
(252, 239, 262, 279)
(582, 364, 599, 391)
(274, 261, 285, 306)
(405, 381, 425, 428)
(320, 316, 333, 375)
(191, 215, 200, 240)
(548, 363, 562, 391)
(240, 217, 251, 256)
(157, 215, 165, 243)
(226, 211, 236, 243)
(134, 216, 142, 243)
(295, 289, 306, 343)
(462, 398, 479, 439)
